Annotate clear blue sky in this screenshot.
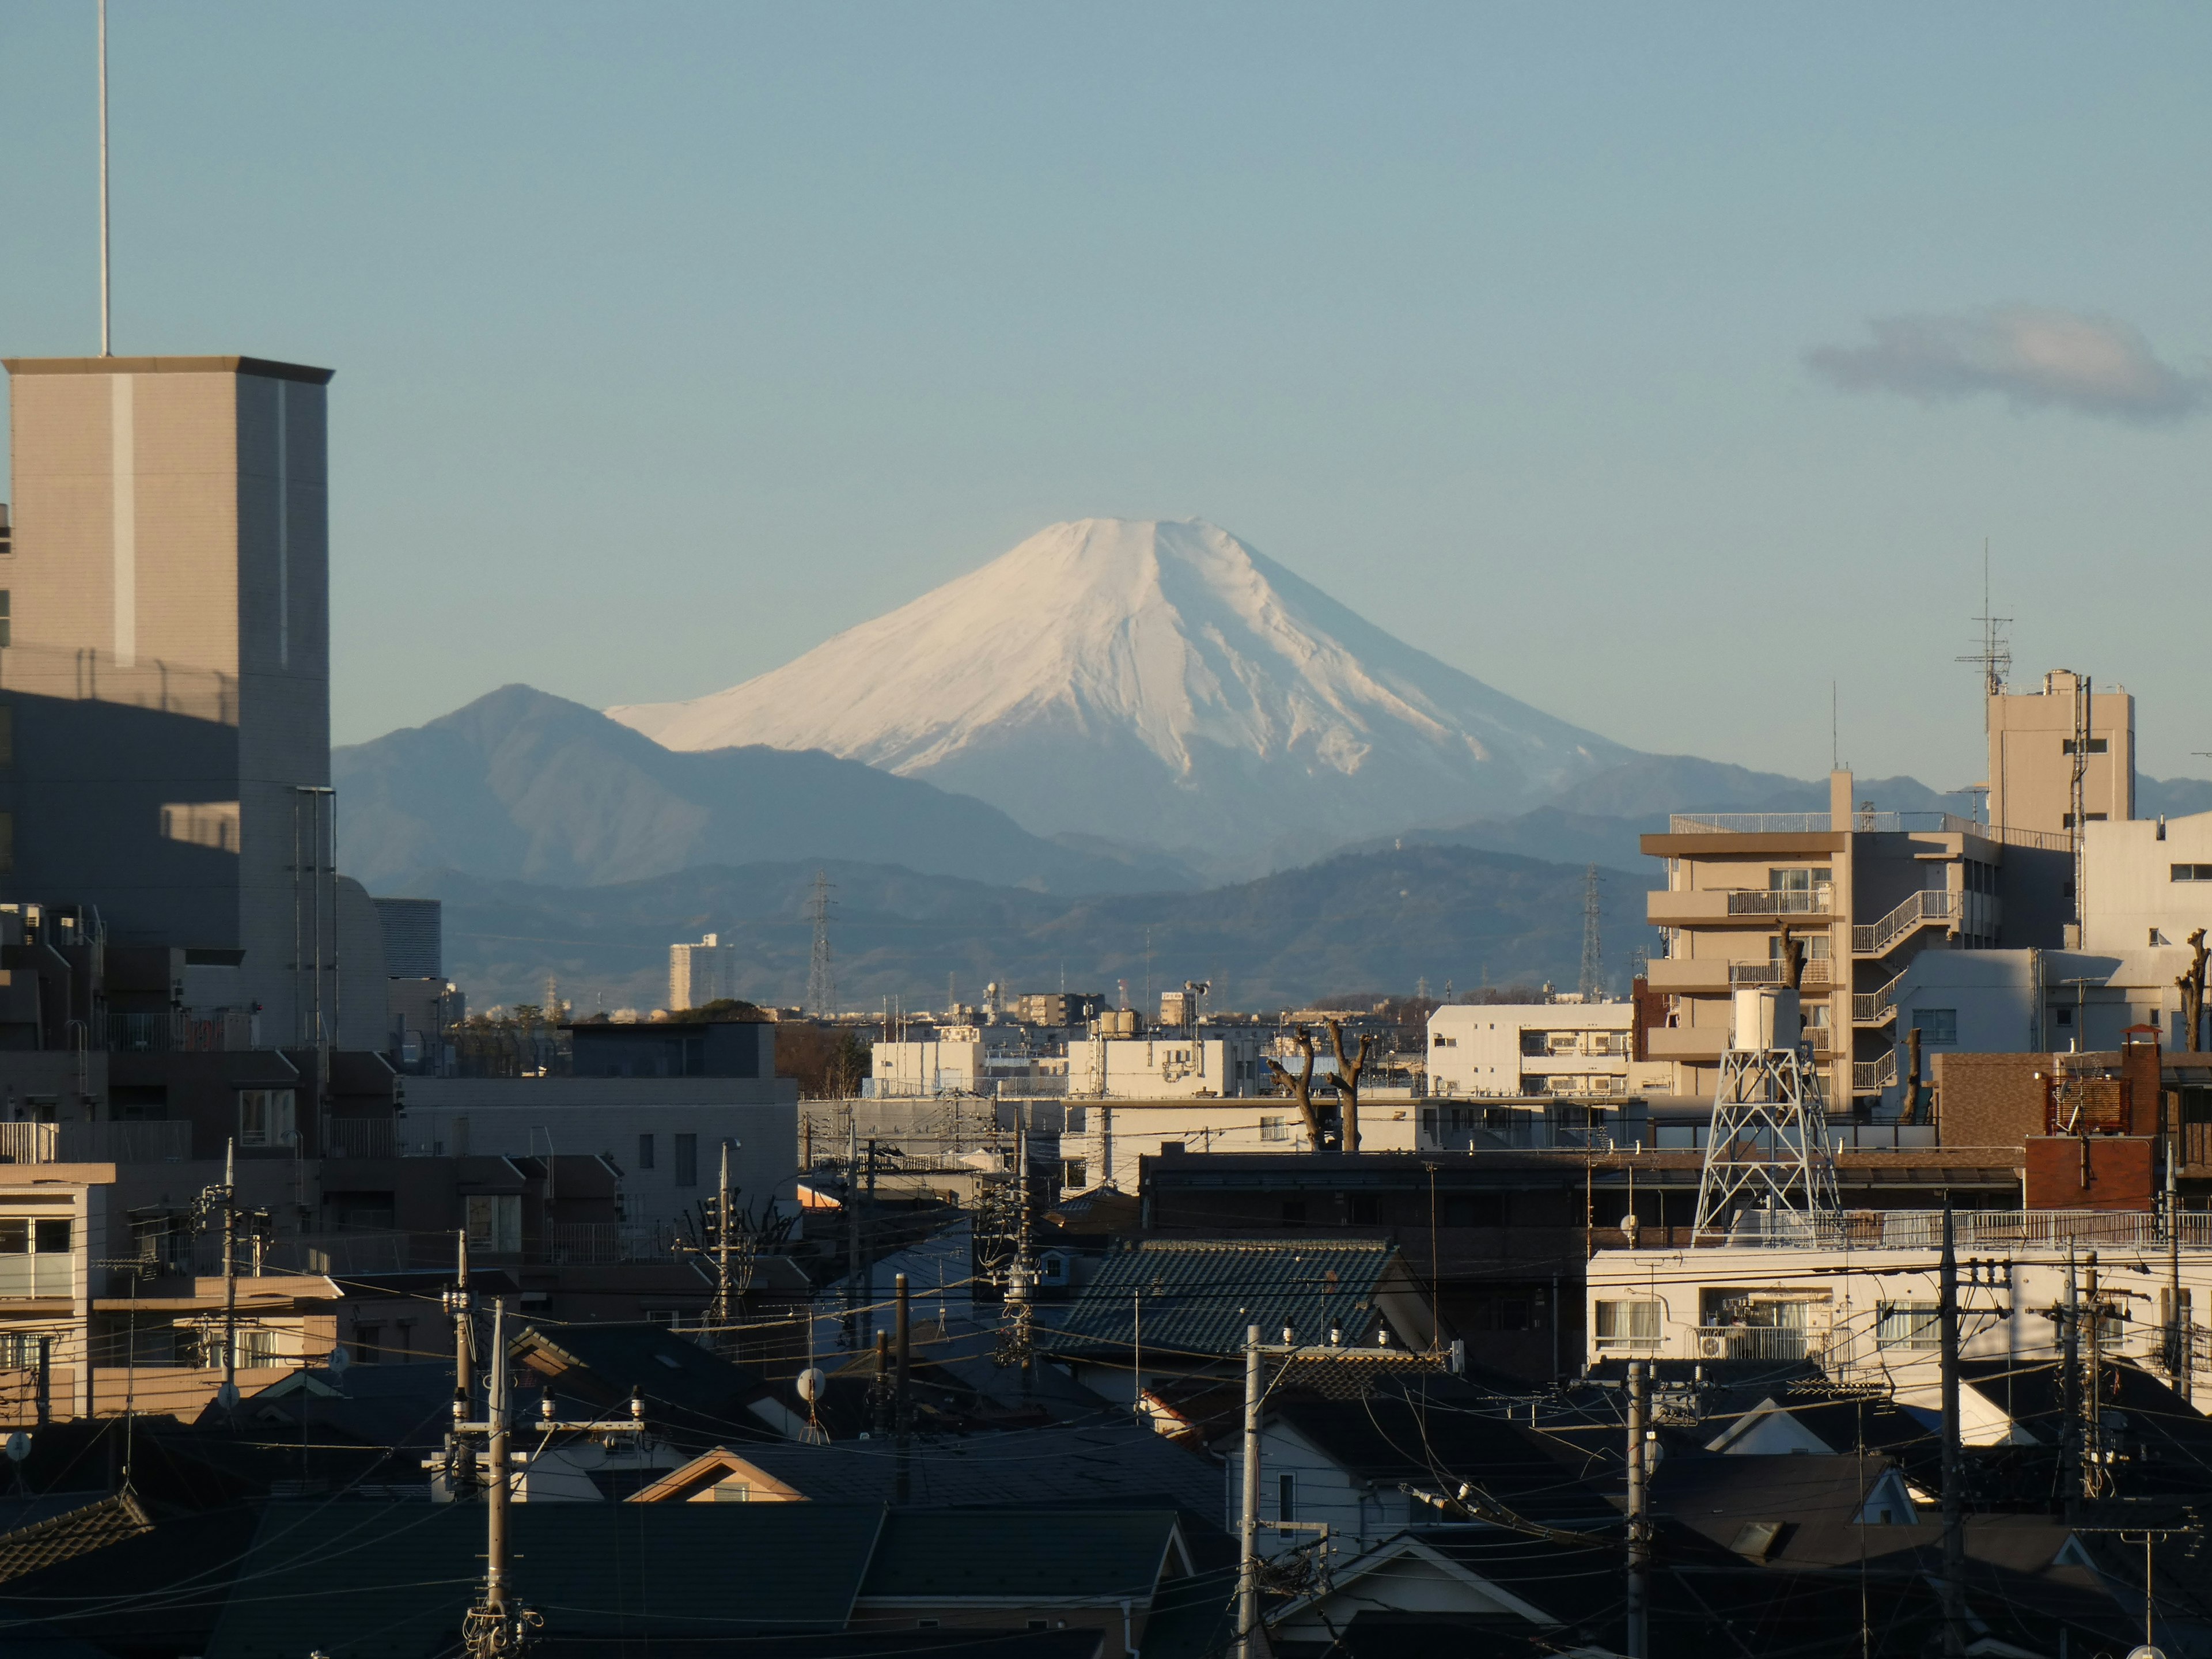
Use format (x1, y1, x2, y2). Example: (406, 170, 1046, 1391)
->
(2, 3, 2206, 788)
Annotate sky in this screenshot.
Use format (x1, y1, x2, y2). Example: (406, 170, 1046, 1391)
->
(1, 3, 2206, 788)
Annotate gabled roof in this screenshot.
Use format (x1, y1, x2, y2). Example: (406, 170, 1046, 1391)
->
(859, 1509, 1190, 1603)
(1036, 1237, 1410, 1360)
(513, 1321, 770, 1444)
(631, 1423, 1225, 1522)
(0, 1492, 152, 1584)
(1269, 1529, 1563, 1635)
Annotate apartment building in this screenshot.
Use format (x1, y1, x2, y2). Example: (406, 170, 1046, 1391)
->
(669, 933, 739, 1012)
(1990, 668, 2135, 839)
(1426, 1001, 1662, 1098)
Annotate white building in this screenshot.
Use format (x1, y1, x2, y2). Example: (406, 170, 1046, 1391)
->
(1065, 1096, 1421, 1191)
(1426, 1002, 1664, 1098)
(1073, 1032, 1267, 1099)
(669, 933, 738, 1012)
(1586, 1210, 2209, 1417)
(2084, 809, 2212, 957)
(871, 1028, 1067, 1097)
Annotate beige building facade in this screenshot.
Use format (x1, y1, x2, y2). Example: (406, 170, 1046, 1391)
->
(0, 355, 366, 1046)
(1988, 669, 2135, 839)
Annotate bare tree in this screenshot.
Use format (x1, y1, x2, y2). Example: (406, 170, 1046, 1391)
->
(1777, 925, 1806, 992)
(2177, 927, 2210, 1054)
(1326, 1017, 1377, 1154)
(1266, 1025, 1332, 1150)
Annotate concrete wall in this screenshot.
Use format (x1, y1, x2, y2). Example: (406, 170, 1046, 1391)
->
(1988, 675, 2135, 838)
(1427, 1002, 1633, 1097)
(2084, 810, 2212, 959)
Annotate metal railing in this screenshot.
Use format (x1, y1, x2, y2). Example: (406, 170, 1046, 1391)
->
(0, 1121, 192, 1164)
(1726, 889, 1834, 917)
(1671, 810, 1988, 836)
(1851, 971, 1906, 1024)
(1853, 891, 1953, 956)
(1729, 960, 1832, 988)
(1677, 1209, 2212, 1252)
(544, 1221, 679, 1265)
(105, 1012, 253, 1054)
(186, 1222, 688, 1277)
(1852, 1051, 1899, 1093)
(1694, 1325, 1816, 1361)
(322, 1118, 397, 1160)
(0, 642, 238, 726)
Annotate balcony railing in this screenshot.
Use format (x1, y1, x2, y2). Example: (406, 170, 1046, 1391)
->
(1726, 889, 1834, 917)
(105, 1012, 254, 1054)
(0, 1121, 193, 1164)
(188, 1222, 687, 1277)
(1852, 1051, 1899, 1093)
(1666, 1208, 2212, 1252)
(1852, 972, 1906, 1025)
(1668, 810, 2073, 851)
(1728, 961, 1831, 988)
(322, 1118, 397, 1160)
(1694, 1325, 1816, 1361)
(1853, 891, 1953, 957)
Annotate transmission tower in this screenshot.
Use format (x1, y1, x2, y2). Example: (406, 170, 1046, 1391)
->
(804, 871, 837, 1017)
(1692, 991, 1841, 1242)
(1577, 865, 1603, 1001)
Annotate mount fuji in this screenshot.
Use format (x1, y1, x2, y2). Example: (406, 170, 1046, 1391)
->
(608, 518, 1634, 870)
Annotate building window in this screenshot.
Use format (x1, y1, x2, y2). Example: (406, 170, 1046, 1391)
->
(466, 1194, 522, 1253)
(675, 1134, 698, 1187)
(0, 704, 13, 765)
(1350, 1196, 1378, 1225)
(1259, 1115, 1288, 1142)
(1061, 1159, 1087, 1190)
(238, 1089, 296, 1149)
(1278, 1473, 1296, 1522)
(2052, 1006, 2074, 1029)
(1911, 1009, 1958, 1045)
(2062, 813, 2108, 828)
(638, 1133, 655, 1171)
(2060, 737, 2108, 755)
(353, 1324, 384, 1365)
(1594, 1300, 1662, 1348)
(1876, 1302, 1940, 1349)
(239, 1329, 283, 1368)
(2172, 865, 2212, 883)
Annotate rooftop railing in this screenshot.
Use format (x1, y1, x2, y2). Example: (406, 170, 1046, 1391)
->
(1652, 1208, 2212, 1252)
(0, 1121, 192, 1164)
(1669, 811, 2073, 853)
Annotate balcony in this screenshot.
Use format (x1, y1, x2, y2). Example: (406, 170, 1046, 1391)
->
(1726, 889, 1834, 918)
(105, 1012, 254, 1054)
(322, 1118, 397, 1160)
(1695, 1324, 1818, 1362)
(0, 1122, 193, 1164)
(1645, 1026, 1726, 1063)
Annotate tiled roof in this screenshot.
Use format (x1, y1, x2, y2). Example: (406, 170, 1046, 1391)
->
(861, 1509, 1186, 1602)
(1036, 1238, 1403, 1360)
(0, 1493, 153, 1584)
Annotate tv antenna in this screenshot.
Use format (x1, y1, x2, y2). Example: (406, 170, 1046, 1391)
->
(99, 0, 112, 355)
(1955, 541, 2012, 714)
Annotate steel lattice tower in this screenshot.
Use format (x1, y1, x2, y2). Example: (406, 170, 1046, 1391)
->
(1577, 865, 1603, 1001)
(1692, 1005, 1842, 1242)
(804, 870, 837, 1017)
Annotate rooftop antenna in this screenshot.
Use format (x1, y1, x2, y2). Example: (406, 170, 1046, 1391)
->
(1830, 681, 1839, 773)
(99, 0, 111, 356)
(1955, 541, 2012, 721)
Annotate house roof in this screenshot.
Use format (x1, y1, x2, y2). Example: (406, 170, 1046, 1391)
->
(204, 1502, 889, 1659)
(1036, 1237, 1408, 1360)
(513, 1321, 770, 1444)
(860, 1509, 1188, 1603)
(636, 1422, 1224, 1523)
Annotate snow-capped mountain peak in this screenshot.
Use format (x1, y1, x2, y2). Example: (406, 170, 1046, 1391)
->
(608, 518, 1628, 865)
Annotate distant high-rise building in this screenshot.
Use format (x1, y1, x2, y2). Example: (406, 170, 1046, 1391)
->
(671, 932, 737, 1011)
(0, 354, 370, 1044)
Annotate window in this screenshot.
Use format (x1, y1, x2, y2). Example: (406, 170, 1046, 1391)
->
(466, 1194, 522, 1253)
(1594, 1300, 1662, 1348)
(353, 1324, 385, 1365)
(2062, 813, 2107, 828)
(638, 1133, 655, 1171)
(1061, 1159, 1087, 1190)
(715, 1481, 755, 1503)
(1876, 1302, 1940, 1350)
(1432, 1035, 1456, 1047)
(1911, 1009, 1958, 1045)
(238, 1088, 296, 1148)
(0, 704, 13, 765)
(0, 590, 11, 647)
(0, 1215, 72, 1297)
(1350, 1195, 1378, 1225)
(2173, 865, 2212, 883)
(674, 1133, 698, 1187)
(239, 1329, 283, 1368)
(1260, 1115, 1288, 1142)
(1768, 868, 1832, 893)
(2052, 1006, 2075, 1028)
(1278, 1473, 1296, 1522)
(2061, 737, 2109, 755)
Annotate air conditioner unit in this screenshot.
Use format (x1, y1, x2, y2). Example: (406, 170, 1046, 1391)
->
(1699, 1335, 1728, 1359)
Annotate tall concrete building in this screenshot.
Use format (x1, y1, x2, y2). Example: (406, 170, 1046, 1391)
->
(1987, 669, 2135, 838)
(0, 354, 365, 1044)
(669, 932, 737, 1011)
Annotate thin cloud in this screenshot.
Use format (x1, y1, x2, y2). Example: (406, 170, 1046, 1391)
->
(1806, 305, 2209, 423)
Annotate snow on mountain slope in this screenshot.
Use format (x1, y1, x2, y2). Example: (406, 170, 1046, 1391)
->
(608, 518, 1633, 863)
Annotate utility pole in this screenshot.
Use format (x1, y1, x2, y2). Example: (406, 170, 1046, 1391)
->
(2061, 1247, 2081, 1524)
(846, 1120, 862, 1349)
(2084, 1251, 2105, 1504)
(1939, 1203, 1965, 1659)
(193, 1139, 259, 1408)
(714, 1141, 733, 1329)
(452, 1296, 644, 1659)
(1237, 1324, 1262, 1659)
(443, 1229, 477, 1501)
(893, 1272, 912, 1505)
(2168, 1103, 2191, 1404)
(1625, 1359, 1649, 1659)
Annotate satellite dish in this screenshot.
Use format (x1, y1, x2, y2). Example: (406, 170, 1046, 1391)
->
(2127, 1648, 2167, 1659)
(328, 1343, 351, 1376)
(5, 1431, 29, 1463)
(796, 1367, 826, 1404)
